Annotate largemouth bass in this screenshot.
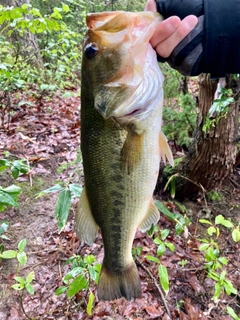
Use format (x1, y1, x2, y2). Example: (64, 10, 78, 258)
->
(75, 11, 173, 301)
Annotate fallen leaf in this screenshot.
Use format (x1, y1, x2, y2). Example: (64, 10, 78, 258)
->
(145, 305, 164, 318)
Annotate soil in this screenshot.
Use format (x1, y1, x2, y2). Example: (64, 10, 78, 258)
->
(0, 90, 239, 320)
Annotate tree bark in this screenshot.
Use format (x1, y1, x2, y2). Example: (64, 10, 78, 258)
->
(178, 74, 239, 197)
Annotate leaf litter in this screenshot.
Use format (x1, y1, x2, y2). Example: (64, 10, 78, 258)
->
(0, 89, 239, 319)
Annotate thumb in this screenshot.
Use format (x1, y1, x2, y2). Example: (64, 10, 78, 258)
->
(145, 0, 157, 11)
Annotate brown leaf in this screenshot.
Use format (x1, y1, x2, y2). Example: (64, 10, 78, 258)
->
(145, 305, 164, 318)
(189, 275, 205, 294)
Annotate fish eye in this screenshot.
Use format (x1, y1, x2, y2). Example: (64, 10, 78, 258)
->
(85, 42, 98, 59)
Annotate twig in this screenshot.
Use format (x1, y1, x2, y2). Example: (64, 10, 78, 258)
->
(26, 157, 32, 187)
(59, 261, 62, 279)
(136, 257, 172, 319)
(18, 292, 38, 320)
(227, 176, 240, 189)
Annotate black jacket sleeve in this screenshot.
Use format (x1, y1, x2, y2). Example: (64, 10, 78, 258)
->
(156, 0, 240, 77)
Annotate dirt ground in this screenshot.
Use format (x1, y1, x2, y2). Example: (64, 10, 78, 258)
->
(0, 91, 239, 319)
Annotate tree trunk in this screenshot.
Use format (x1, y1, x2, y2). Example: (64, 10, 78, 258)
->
(0, 0, 43, 67)
(178, 74, 239, 197)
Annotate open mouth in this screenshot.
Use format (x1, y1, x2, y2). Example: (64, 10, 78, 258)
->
(125, 108, 141, 117)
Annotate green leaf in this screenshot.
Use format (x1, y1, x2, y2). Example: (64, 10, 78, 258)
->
(67, 274, 88, 298)
(232, 228, 240, 242)
(3, 185, 21, 193)
(146, 255, 160, 264)
(0, 190, 19, 207)
(158, 264, 169, 294)
(26, 283, 34, 295)
(218, 257, 228, 265)
(89, 266, 96, 282)
(221, 220, 234, 228)
(0, 222, 8, 235)
(84, 254, 95, 265)
(165, 242, 175, 252)
(154, 201, 175, 221)
(12, 283, 24, 291)
(54, 189, 71, 233)
(69, 183, 82, 198)
(37, 184, 64, 197)
(215, 215, 224, 225)
(18, 238, 27, 252)
(17, 251, 27, 265)
(213, 283, 221, 301)
(1, 250, 18, 259)
(55, 286, 67, 296)
(87, 291, 95, 316)
(226, 306, 240, 320)
(219, 270, 226, 282)
(26, 271, 35, 283)
(153, 237, 162, 245)
(160, 229, 170, 240)
(63, 267, 83, 283)
(157, 243, 166, 256)
(62, 4, 70, 12)
(199, 219, 212, 225)
(207, 226, 217, 236)
(205, 247, 216, 261)
(11, 166, 19, 179)
(15, 276, 25, 285)
(223, 280, 237, 295)
(199, 243, 209, 251)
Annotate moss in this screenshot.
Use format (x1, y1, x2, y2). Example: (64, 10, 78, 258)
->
(206, 190, 222, 202)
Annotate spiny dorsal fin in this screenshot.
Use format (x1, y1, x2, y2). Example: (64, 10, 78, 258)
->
(74, 188, 98, 246)
(138, 200, 160, 232)
(159, 131, 174, 167)
(121, 126, 144, 174)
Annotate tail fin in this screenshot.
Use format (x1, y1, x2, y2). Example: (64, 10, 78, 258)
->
(97, 262, 142, 301)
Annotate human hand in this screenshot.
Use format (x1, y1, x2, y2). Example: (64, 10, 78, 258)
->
(145, 0, 204, 76)
(145, 0, 198, 58)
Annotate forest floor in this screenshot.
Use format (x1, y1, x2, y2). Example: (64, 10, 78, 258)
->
(0, 89, 239, 320)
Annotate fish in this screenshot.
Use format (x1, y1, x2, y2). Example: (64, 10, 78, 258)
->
(75, 10, 174, 301)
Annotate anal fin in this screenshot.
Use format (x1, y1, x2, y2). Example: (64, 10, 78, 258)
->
(138, 200, 160, 233)
(74, 188, 98, 246)
(159, 131, 174, 167)
(121, 126, 144, 174)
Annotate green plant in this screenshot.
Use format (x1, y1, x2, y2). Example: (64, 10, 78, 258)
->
(153, 229, 175, 257)
(37, 153, 83, 232)
(203, 88, 234, 133)
(0, 238, 27, 266)
(200, 214, 240, 242)
(163, 93, 196, 147)
(0, 157, 30, 212)
(12, 271, 35, 295)
(199, 215, 239, 301)
(154, 200, 191, 236)
(55, 254, 101, 316)
(226, 306, 240, 320)
(146, 255, 169, 294)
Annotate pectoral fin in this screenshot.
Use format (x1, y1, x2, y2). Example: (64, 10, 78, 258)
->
(138, 200, 160, 232)
(159, 131, 174, 167)
(74, 188, 98, 246)
(121, 126, 144, 174)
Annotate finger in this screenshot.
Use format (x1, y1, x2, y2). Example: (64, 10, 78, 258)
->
(145, 0, 157, 11)
(155, 15, 198, 58)
(150, 16, 181, 48)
